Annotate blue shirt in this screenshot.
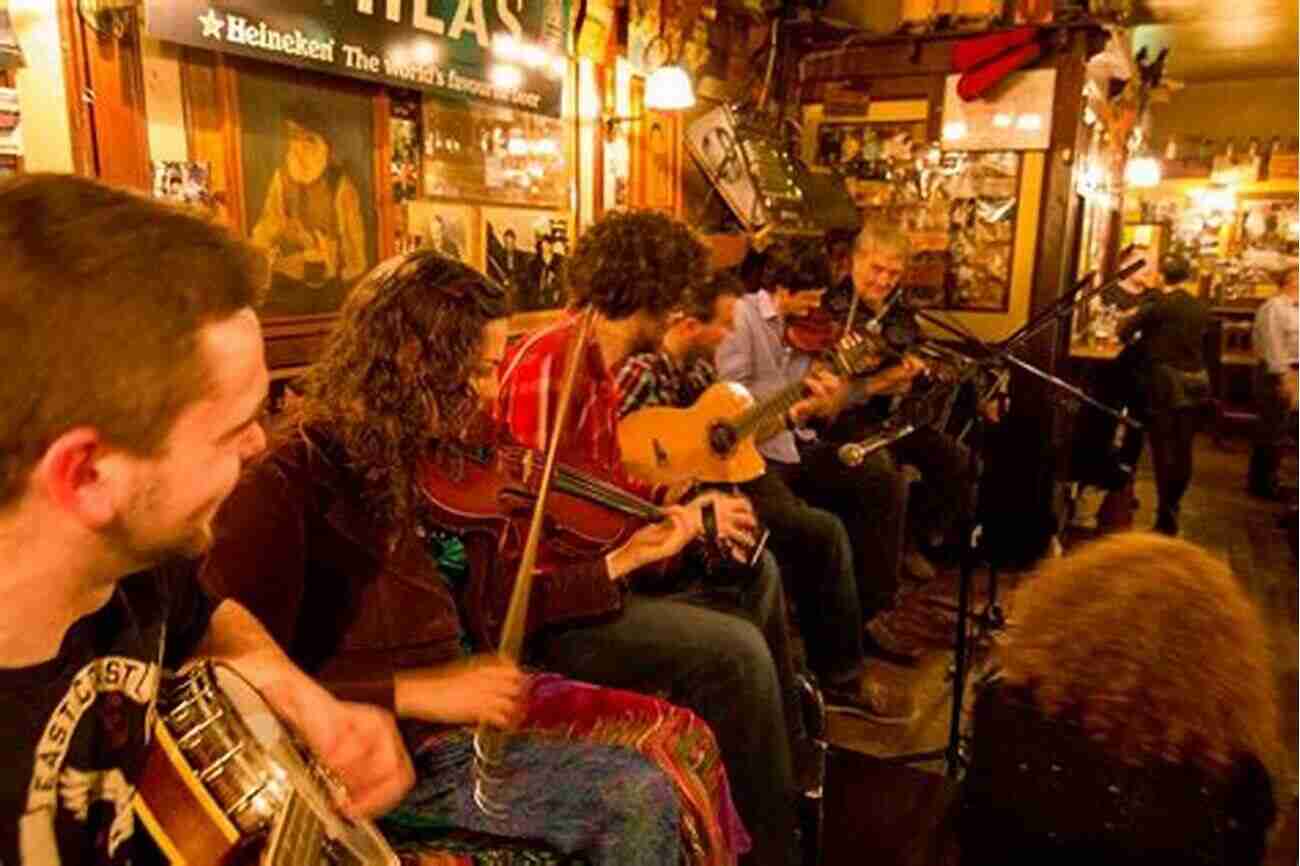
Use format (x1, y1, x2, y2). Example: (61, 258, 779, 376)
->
(715, 290, 815, 464)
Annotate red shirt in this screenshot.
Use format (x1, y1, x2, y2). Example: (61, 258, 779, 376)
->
(496, 314, 653, 499)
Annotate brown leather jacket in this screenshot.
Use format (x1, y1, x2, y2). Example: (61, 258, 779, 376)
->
(200, 428, 623, 711)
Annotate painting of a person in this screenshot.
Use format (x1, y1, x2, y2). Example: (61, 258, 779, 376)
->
(251, 99, 367, 315)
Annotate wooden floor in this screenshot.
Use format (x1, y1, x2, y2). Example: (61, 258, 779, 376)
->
(816, 434, 1299, 866)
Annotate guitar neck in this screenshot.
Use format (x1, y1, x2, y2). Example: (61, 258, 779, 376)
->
(732, 331, 882, 440)
(732, 381, 805, 440)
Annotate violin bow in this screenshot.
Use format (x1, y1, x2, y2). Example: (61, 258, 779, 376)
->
(473, 305, 597, 816)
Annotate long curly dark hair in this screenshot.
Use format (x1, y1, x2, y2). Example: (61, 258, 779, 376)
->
(286, 250, 509, 539)
(565, 210, 709, 320)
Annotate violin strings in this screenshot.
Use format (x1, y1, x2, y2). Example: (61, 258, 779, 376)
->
(497, 447, 659, 519)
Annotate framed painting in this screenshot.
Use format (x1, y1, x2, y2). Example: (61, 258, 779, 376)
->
(237, 63, 378, 319)
(482, 207, 570, 312)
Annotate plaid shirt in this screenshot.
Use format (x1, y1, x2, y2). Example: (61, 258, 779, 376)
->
(495, 314, 653, 499)
(615, 351, 718, 418)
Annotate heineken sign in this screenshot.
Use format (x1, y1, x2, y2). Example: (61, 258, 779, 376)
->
(145, 1, 570, 116)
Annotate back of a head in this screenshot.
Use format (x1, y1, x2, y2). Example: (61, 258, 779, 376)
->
(761, 237, 831, 293)
(565, 210, 708, 320)
(682, 269, 744, 322)
(1160, 253, 1193, 287)
(0, 173, 266, 508)
(1001, 532, 1279, 776)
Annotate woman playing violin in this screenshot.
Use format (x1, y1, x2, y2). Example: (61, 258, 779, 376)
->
(199, 250, 750, 866)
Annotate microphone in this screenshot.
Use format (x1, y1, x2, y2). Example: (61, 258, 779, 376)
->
(864, 284, 905, 333)
(838, 427, 914, 466)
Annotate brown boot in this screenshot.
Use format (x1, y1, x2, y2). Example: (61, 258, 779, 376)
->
(864, 610, 925, 665)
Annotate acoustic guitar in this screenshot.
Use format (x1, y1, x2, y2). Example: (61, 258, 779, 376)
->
(618, 331, 885, 487)
(134, 660, 398, 866)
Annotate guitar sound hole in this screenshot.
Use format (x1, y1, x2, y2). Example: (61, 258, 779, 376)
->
(708, 421, 738, 457)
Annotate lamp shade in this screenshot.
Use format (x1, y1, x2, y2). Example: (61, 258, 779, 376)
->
(1124, 156, 1162, 189)
(645, 64, 695, 111)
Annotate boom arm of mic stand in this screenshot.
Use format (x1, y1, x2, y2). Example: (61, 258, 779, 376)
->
(910, 307, 1143, 431)
(997, 259, 1145, 357)
(998, 352, 1142, 430)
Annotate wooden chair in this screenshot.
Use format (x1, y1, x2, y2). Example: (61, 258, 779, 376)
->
(1201, 318, 1257, 448)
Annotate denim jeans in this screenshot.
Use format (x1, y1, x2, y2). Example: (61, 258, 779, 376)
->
(531, 552, 798, 866)
(781, 443, 908, 617)
(742, 470, 865, 683)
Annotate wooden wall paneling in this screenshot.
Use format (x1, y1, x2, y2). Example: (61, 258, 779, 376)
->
(80, 20, 150, 189)
(57, 0, 94, 175)
(589, 62, 606, 224)
(1025, 31, 1093, 376)
(374, 90, 395, 261)
(180, 48, 245, 232)
(628, 75, 647, 207)
(999, 31, 1094, 533)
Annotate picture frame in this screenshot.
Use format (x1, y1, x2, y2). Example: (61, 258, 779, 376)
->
(180, 51, 395, 372)
(423, 95, 568, 208)
(405, 200, 479, 269)
(482, 206, 571, 313)
(237, 61, 379, 320)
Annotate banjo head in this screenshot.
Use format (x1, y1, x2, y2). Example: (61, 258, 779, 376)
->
(148, 660, 398, 865)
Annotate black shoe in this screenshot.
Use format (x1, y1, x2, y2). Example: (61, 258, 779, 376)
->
(1248, 481, 1281, 501)
(1154, 509, 1179, 536)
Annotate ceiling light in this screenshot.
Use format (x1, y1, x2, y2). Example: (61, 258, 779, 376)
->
(491, 64, 523, 90)
(645, 65, 695, 111)
(1124, 156, 1162, 188)
(492, 34, 519, 59)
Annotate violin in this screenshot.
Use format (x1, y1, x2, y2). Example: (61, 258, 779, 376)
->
(417, 436, 662, 563)
(417, 433, 768, 647)
(783, 307, 841, 354)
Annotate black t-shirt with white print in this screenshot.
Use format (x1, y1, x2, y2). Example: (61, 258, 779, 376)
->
(0, 562, 215, 866)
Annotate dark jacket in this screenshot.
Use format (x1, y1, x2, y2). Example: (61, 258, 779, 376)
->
(960, 682, 1276, 866)
(1119, 288, 1210, 373)
(200, 428, 623, 711)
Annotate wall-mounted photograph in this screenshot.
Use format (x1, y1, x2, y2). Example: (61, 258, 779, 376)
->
(483, 207, 570, 311)
(406, 200, 476, 268)
(151, 160, 214, 210)
(238, 67, 376, 318)
(424, 96, 568, 208)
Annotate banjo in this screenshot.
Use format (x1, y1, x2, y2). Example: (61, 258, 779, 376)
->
(133, 660, 399, 866)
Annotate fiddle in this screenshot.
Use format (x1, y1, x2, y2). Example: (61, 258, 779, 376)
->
(417, 436, 662, 562)
(417, 433, 768, 644)
(783, 307, 841, 354)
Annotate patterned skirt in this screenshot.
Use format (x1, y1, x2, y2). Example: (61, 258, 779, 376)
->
(382, 674, 750, 866)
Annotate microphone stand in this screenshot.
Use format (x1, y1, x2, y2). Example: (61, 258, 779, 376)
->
(878, 260, 1144, 780)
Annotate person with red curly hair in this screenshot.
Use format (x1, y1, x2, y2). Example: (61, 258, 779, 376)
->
(959, 533, 1281, 865)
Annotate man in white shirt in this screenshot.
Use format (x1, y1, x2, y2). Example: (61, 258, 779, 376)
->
(1248, 268, 1299, 499)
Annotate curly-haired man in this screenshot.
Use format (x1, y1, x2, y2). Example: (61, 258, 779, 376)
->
(495, 210, 800, 866)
